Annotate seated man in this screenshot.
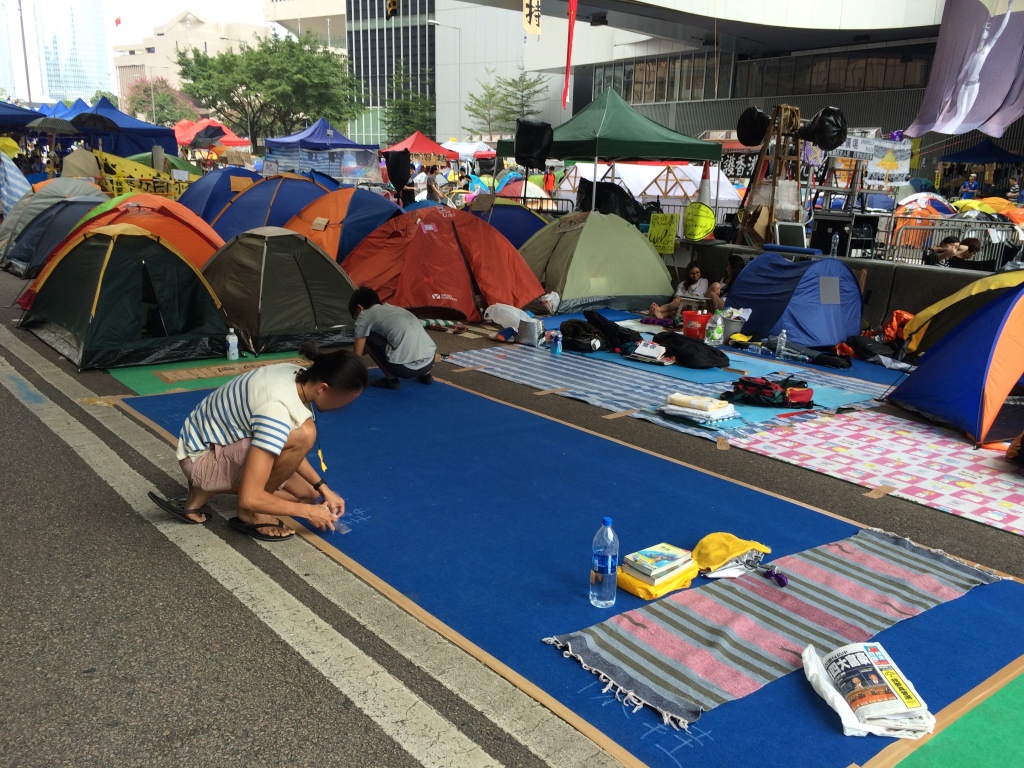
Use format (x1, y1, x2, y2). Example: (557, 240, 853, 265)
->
(152, 343, 368, 540)
(350, 286, 437, 389)
(923, 236, 964, 267)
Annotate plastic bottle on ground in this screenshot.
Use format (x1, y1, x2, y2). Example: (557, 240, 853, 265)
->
(710, 311, 724, 344)
(590, 517, 619, 608)
(829, 233, 839, 257)
(226, 328, 239, 361)
(776, 328, 788, 358)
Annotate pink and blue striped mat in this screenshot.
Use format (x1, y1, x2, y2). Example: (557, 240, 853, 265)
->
(544, 529, 998, 728)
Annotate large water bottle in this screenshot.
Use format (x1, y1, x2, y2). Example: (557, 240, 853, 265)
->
(710, 311, 724, 344)
(775, 328, 788, 358)
(590, 517, 619, 608)
(226, 328, 239, 361)
(829, 233, 839, 257)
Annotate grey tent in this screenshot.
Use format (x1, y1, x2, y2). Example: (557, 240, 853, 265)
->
(201, 227, 357, 354)
(20, 223, 228, 369)
(0, 178, 103, 257)
(1, 194, 107, 277)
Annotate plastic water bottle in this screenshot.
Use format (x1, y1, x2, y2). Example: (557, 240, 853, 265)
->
(590, 517, 619, 608)
(776, 328, 788, 358)
(552, 331, 562, 355)
(829, 233, 839, 258)
(709, 311, 725, 344)
(226, 328, 239, 361)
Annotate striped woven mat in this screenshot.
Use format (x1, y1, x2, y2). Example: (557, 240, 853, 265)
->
(544, 529, 999, 728)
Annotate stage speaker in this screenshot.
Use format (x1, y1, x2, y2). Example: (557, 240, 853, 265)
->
(799, 106, 848, 152)
(737, 107, 770, 147)
(514, 119, 553, 169)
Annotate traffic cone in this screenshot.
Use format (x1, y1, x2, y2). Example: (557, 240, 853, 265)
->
(697, 160, 713, 206)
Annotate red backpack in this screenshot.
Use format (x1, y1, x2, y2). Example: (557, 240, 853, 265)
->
(721, 376, 815, 408)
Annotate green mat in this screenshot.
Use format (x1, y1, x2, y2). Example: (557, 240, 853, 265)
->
(109, 352, 302, 396)
(898, 672, 1024, 767)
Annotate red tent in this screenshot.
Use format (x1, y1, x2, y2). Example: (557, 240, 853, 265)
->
(177, 118, 249, 147)
(343, 207, 543, 322)
(381, 131, 459, 160)
(173, 119, 196, 146)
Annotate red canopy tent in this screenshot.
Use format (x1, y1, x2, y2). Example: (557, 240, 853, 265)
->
(381, 131, 458, 160)
(177, 118, 249, 147)
(173, 120, 196, 146)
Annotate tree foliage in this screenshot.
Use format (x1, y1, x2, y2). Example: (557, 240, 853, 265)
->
(123, 78, 198, 126)
(176, 31, 364, 148)
(496, 66, 551, 126)
(462, 68, 507, 137)
(91, 90, 119, 108)
(381, 62, 436, 144)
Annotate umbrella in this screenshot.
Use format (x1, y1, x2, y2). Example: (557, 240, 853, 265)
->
(71, 113, 121, 133)
(26, 116, 80, 135)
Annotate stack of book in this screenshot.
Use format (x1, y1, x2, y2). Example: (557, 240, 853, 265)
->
(623, 543, 694, 585)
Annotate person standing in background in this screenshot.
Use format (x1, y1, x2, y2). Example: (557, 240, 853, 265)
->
(542, 166, 556, 193)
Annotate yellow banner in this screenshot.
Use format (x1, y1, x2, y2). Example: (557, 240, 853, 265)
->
(648, 213, 679, 254)
(523, 0, 541, 34)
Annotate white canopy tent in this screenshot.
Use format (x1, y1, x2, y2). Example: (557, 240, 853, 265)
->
(441, 141, 494, 162)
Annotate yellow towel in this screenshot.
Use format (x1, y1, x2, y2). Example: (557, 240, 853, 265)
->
(665, 393, 729, 411)
(617, 562, 700, 600)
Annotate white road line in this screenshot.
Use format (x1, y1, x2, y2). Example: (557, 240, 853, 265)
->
(0, 353, 501, 768)
(0, 325, 623, 767)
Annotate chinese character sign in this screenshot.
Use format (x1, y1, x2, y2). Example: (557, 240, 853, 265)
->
(523, 0, 541, 34)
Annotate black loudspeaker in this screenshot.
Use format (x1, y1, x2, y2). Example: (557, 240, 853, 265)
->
(737, 107, 770, 147)
(382, 148, 410, 197)
(798, 107, 848, 152)
(514, 119, 553, 169)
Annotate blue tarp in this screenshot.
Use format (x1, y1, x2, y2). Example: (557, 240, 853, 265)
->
(940, 138, 1024, 164)
(264, 117, 377, 151)
(73, 97, 177, 157)
(0, 101, 40, 129)
(177, 167, 262, 223)
(726, 253, 863, 348)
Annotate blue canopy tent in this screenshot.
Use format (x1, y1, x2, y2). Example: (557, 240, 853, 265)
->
(725, 253, 863, 347)
(0, 101, 41, 129)
(62, 98, 91, 120)
(265, 117, 380, 179)
(35, 104, 53, 117)
(51, 102, 70, 118)
(940, 139, 1024, 165)
(72, 97, 177, 156)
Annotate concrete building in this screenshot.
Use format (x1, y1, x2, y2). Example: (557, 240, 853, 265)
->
(1, 0, 112, 102)
(113, 11, 271, 98)
(264, 0, 345, 52)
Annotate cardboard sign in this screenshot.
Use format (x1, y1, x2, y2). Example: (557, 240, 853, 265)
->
(647, 213, 679, 254)
(682, 203, 715, 241)
(311, 216, 330, 231)
(156, 357, 308, 384)
(229, 176, 254, 192)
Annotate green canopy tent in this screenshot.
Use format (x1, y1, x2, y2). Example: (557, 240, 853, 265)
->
(496, 89, 721, 208)
(128, 152, 203, 177)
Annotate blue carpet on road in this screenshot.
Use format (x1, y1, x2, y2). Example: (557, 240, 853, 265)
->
(125, 378, 1024, 768)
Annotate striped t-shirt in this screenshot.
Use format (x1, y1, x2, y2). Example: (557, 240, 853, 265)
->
(175, 365, 312, 461)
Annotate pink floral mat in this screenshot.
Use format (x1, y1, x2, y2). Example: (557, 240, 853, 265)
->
(730, 410, 1024, 535)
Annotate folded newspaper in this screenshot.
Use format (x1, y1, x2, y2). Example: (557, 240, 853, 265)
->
(802, 642, 936, 739)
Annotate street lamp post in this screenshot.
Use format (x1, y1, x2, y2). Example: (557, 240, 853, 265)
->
(426, 20, 461, 145)
(221, 37, 252, 151)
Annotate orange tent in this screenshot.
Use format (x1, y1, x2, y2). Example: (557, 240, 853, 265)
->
(343, 207, 544, 322)
(1002, 207, 1024, 226)
(32, 178, 102, 193)
(19, 193, 224, 310)
(284, 187, 401, 262)
(893, 201, 946, 249)
(179, 118, 249, 147)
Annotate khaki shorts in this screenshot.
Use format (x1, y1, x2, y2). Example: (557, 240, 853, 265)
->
(179, 439, 252, 493)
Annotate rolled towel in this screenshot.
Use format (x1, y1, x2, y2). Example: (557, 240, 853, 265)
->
(660, 403, 738, 422)
(665, 393, 729, 411)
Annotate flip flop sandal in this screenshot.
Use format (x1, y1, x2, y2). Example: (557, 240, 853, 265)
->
(227, 516, 295, 542)
(148, 491, 213, 525)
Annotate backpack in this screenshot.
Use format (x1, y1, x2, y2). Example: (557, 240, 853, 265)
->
(583, 308, 642, 351)
(721, 376, 815, 408)
(560, 320, 607, 352)
(653, 331, 730, 369)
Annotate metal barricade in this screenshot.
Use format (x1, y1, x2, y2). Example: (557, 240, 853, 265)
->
(886, 217, 1022, 268)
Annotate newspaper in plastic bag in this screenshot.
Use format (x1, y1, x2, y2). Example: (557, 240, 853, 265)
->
(803, 642, 935, 739)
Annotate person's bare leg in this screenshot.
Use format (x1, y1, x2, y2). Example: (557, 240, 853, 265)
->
(236, 421, 316, 537)
(181, 485, 215, 523)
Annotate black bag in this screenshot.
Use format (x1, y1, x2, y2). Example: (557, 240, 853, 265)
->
(845, 335, 897, 360)
(560, 320, 607, 352)
(583, 309, 641, 351)
(798, 106, 848, 152)
(653, 332, 729, 369)
(812, 352, 852, 369)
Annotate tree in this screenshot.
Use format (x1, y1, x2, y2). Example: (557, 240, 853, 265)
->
(91, 90, 118, 108)
(176, 31, 364, 148)
(123, 78, 199, 126)
(462, 68, 510, 137)
(381, 62, 436, 144)
(496, 66, 551, 127)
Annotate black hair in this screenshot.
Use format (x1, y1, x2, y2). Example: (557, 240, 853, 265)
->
(726, 254, 746, 281)
(961, 237, 982, 255)
(939, 236, 960, 245)
(683, 260, 702, 289)
(296, 342, 368, 391)
(348, 286, 381, 319)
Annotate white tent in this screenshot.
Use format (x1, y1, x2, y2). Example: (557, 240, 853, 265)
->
(60, 148, 101, 180)
(441, 141, 494, 162)
(559, 162, 740, 207)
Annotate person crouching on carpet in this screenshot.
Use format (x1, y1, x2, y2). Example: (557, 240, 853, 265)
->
(149, 342, 368, 541)
(349, 286, 437, 389)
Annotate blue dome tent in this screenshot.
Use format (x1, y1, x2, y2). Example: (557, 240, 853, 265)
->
(726, 253, 863, 347)
(178, 167, 263, 223)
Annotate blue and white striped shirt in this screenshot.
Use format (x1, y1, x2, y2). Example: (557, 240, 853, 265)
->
(175, 365, 311, 461)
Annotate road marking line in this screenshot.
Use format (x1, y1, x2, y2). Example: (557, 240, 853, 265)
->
(0, 354, 501, 768)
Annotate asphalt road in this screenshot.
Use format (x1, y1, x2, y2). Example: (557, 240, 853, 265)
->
(1, 268, 1022, 767)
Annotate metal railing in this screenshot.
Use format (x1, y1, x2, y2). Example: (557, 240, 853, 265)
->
(886, 218, 1022, 269)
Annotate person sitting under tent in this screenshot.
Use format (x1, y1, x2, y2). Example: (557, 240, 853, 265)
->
(707, 255, 746, 311)
(650, 261, 709, 318)
(151, 343, 367, 540)
(349, 286, 437, 389)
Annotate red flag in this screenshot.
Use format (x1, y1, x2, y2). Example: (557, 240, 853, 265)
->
(115, 16, 121, 26)
(562, 0, 577, 109)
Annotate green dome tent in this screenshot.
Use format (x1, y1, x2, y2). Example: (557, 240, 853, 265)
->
(519, 211, 673, 312)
